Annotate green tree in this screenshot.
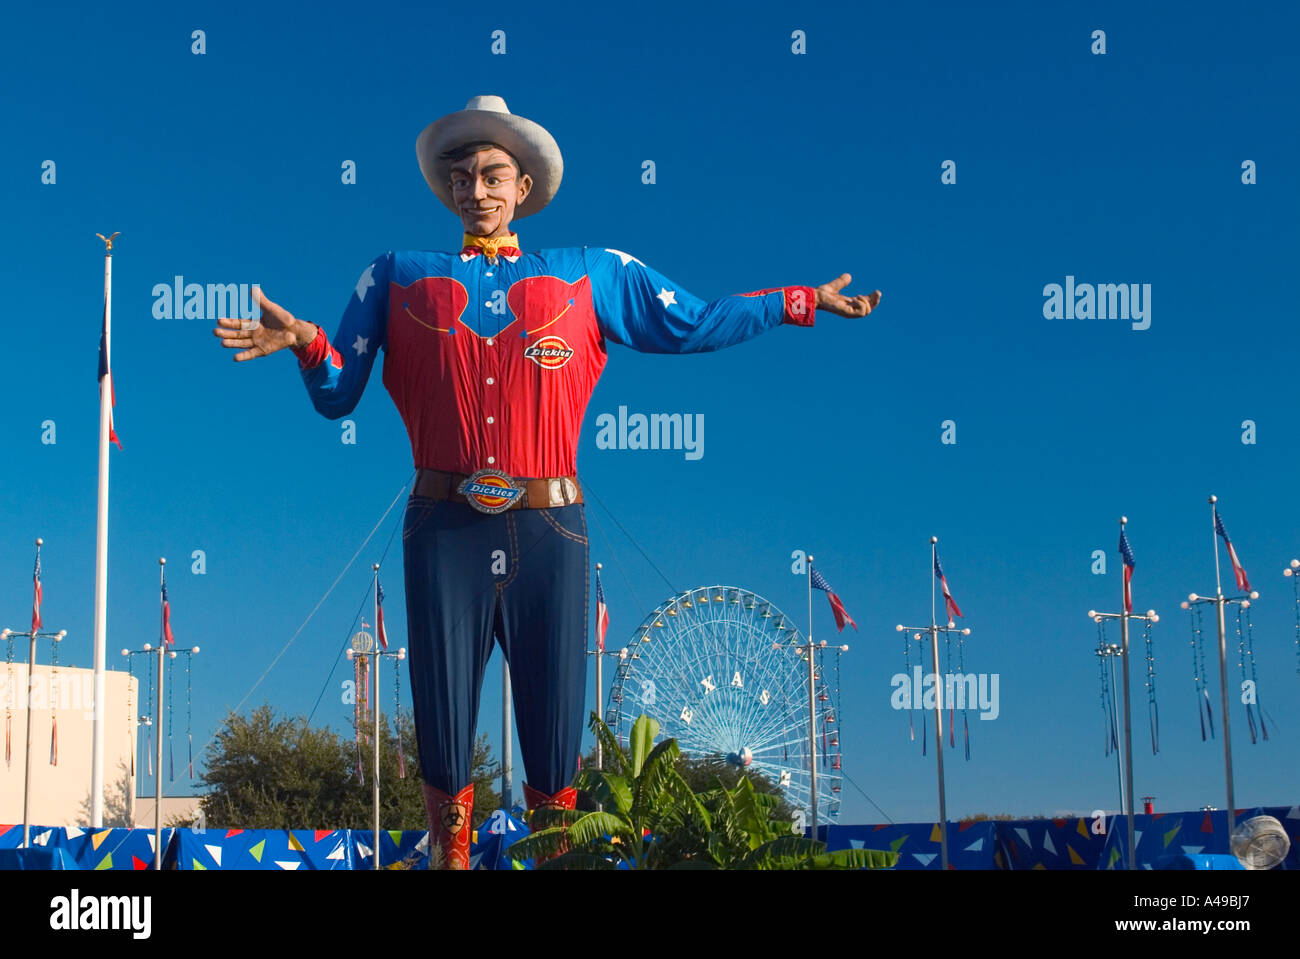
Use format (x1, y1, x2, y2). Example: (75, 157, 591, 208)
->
(197, 704, 500, 830)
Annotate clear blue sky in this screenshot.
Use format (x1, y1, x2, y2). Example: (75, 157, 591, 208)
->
(2, 0, 1297, 823)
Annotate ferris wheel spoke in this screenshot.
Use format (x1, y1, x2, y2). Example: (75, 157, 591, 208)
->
(606, 586, 840, 824)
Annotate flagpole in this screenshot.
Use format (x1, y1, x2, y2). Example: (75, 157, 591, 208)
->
(5, 540, 68, 850)
(155, 558, 166, 868)
(896, 539, 970, 869)
(928, 537, 949, 871)
(588, 564, 618, 809)
(594, 565, 604, 771)
(91, 231, 119, 828)
(1184, 495, 1259, 834)
(595, 561, 603, 769)
(1107, 650, 1125, 813)
(1088, 520, 1158, 869)
(1117, 517, 1137, 871)
(591, 649, 599, 769)
(806, 555, 818, 841)
(24, 630, 38, 849)
(372, 563, 381, 871)
(796, 563, 853, 843)
(1209, 496, 1235, 833)
(931, 539, 937, 628)
(22, 540, 41, 849)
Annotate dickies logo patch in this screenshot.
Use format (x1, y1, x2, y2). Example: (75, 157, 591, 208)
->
(524, 335, 574, 370)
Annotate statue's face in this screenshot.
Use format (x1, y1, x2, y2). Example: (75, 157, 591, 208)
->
(448, 147, 532, 238)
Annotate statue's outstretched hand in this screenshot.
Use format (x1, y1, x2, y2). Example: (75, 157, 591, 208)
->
(212, 288, 315, 362)
(815, 274, 881, 318)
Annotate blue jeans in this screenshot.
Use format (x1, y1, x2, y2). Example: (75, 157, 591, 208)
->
(402, 497, 589, 796)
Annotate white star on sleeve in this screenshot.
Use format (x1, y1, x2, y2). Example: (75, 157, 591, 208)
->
(605, 248, 646, 268)
(353, 335, 369, 356)
(656, 288, 677, 308)
(355, 264, 376, 302)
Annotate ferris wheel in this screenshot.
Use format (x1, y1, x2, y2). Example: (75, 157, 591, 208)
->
(604, 585, 844, 826)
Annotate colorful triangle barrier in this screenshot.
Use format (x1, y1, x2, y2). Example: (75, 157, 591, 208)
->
(3, 804, 1295, 869)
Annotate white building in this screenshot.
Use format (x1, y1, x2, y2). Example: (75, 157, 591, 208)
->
(0, 662, 198, 828)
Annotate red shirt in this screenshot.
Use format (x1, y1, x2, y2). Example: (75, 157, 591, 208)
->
(295, 232, 815, 477)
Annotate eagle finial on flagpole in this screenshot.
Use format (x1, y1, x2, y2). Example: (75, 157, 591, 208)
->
(96, 232, 121, 253)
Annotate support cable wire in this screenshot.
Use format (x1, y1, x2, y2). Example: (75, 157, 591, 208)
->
(307, 499, 405, 727)
(839, 769, 894, 824)
(582, 480, 679, 597)
(196, 476, 413, 760)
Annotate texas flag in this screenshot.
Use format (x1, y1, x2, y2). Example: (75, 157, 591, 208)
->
(811, 567, 857, 632)
(161, 576, 175, 649)
(595, 569, 609, 651)
(1214, 508, 1252, 593)
(32, 551, 43, 634)
(1119, 528, 1136, 614)
(98, 292, 122, 449)
(376, 579, 389, 650)
(934, 552, 963, 624)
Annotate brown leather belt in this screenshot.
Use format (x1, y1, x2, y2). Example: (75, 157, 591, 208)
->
(414, 468, 583, 510)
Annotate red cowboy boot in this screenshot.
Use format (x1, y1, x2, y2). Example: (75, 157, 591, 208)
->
(523, 783, 578, 866)
(422, 782, 474, 870)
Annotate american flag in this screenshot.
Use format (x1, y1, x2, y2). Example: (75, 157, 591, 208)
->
(810, 567, 857, 632)
(32, 551, 43, 634)
(376, 579, 388, 650)
(1119, 528, 1136, 614)
(595, 569, 609, 651)
(161, 575, 175, 649)
(1214, 508, 1251, 593)
(934, 552, 963, 624)
(98, 293, 122, 449)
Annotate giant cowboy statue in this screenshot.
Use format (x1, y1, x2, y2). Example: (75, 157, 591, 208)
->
(213, 96, 882, 869)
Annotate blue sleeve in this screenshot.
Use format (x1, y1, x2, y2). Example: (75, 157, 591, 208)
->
(297, 253, 391, 419)
(582, 245, 814, 354)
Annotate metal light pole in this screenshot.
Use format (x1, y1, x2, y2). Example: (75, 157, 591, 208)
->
(771, 555, 851, 843)
(586, 565, 623, 773)
(1181, 495, 1257, 835)
(153, 561, 167, 864)
(2, 539, 68, 850)
(1088, 516, 1158, 870)
(348, 573, 405, 872)
(122, 626, 199, 866)
(372, 632, 380, 868)
(777, 633, 849, 842)
(894, 536, 971, 871)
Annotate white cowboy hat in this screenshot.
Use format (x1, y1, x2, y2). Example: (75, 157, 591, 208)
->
(416, 95, 563, 220)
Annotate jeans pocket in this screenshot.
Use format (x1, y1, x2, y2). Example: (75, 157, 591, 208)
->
(403, 496, 442, 542)
(538, 506, 588, 545)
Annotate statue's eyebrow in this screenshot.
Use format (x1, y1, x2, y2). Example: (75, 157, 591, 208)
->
(450, 162, 513, 176)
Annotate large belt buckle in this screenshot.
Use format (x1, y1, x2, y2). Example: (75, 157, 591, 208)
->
(457, 468, 524, 514)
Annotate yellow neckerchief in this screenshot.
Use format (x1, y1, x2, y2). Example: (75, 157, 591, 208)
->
(461, 231, 521, 260)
